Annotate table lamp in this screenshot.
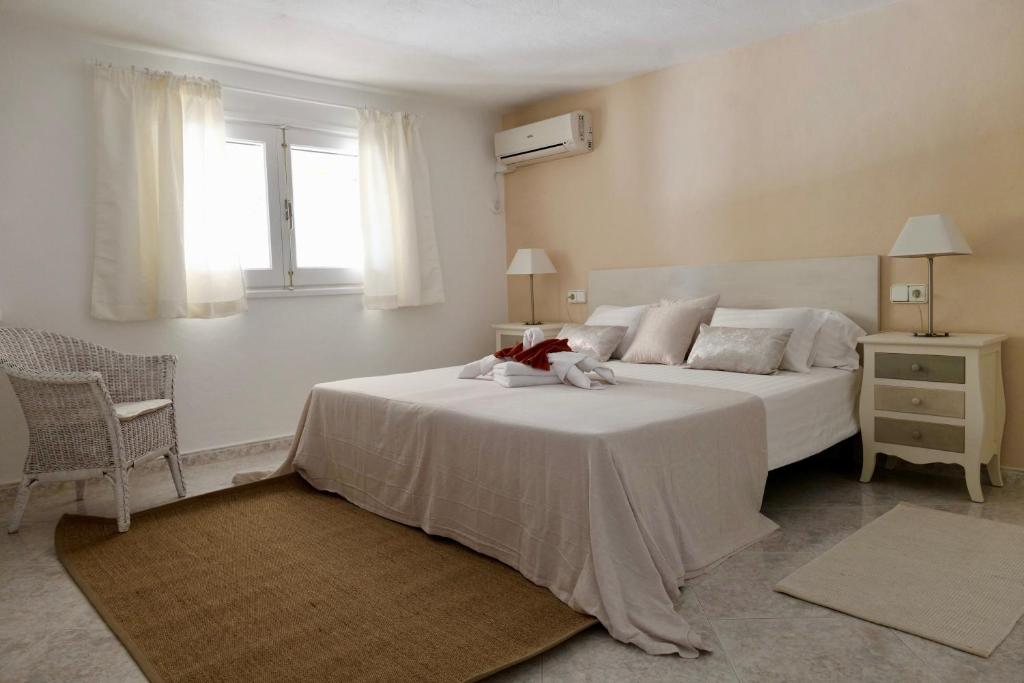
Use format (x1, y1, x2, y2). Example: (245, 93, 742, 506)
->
(889, 214, 972, 337)
(506, 248, 556, 325)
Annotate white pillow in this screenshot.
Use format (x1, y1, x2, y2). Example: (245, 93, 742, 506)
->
(585, 304, 650, 358)
(710, 307, 826, 373)
(811, 310, 866, 370)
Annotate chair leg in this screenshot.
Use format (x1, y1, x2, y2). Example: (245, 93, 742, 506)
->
(166, 448, 187, 498)
(7, 477, 38, 534)
(75, 480, 86, 502)
(105, 469, 131, 532)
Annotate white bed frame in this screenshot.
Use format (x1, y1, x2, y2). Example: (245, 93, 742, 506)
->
(588, 255, 880, 333)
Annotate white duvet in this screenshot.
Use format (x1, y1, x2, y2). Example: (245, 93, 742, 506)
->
(272, 367, 778, 657)
(606, 363, 860, 470)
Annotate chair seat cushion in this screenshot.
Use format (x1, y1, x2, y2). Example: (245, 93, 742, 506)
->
(114, 399, 172, 422)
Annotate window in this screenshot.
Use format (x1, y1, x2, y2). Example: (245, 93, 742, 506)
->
(225, 122, 361, 291)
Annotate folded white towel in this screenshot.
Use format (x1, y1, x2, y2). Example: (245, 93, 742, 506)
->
(459, 328, 547, 380)
(459, 328, 615, 390)
(492, 361, 551, 377)
(523, 327, 545, 349)
(458, 354, 501, 379)
(493, 373, 562, 388)
(549, 352, 617, 389)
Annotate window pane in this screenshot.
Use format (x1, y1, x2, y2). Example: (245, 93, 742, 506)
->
(225, 140, 272, 270)
(289, 147, 361, 269)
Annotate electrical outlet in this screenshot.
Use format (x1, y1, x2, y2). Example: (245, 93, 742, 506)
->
(567, 290, 586, 304)
(891, 283, 928, 303)
(908, 284, 928, 303)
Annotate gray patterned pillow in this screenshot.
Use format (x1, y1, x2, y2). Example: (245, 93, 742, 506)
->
(686, 324, 793, 374)
(557, 324, 628, 362)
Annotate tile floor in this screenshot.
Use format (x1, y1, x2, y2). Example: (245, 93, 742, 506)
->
(2, 446, 1023, 682)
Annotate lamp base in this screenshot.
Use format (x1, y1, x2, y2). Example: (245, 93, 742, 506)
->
(522, 320, 543, 325)
(913, 331, 950, 337)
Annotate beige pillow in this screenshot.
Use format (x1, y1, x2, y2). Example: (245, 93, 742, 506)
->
(557, 324, 628, 362)
(686, 324, 793, 374)
(621, 294, 720, 365)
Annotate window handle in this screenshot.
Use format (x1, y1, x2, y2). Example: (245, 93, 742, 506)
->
(284, 198, 295, 289)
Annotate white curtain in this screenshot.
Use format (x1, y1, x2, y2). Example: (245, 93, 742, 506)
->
(91, 65, 246, 320)
(358, 109, 445, 310)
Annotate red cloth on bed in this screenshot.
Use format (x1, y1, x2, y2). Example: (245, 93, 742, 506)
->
(494, 338, 572, 371)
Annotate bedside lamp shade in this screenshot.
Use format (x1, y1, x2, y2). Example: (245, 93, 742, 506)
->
(506, 248, 556, 325)
(506, 248, 556, 275)
(889, 214, 971, 337)
(889, 214, 972, 258)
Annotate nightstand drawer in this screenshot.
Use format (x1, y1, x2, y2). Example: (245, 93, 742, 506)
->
(875, 352, 965, 384)
(874, 385, 965, 419)
(875, 417, 965, 453)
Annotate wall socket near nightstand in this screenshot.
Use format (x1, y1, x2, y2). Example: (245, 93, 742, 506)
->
(890, 284, 928, 303)
(567, 290, 587, 304)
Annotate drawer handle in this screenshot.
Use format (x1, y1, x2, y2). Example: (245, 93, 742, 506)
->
(911, 430, 923, 440)
(910, 363, 922, 372)
(910, 397, 922, 406)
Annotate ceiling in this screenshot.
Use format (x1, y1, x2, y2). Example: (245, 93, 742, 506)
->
(1, 0, 896, 108)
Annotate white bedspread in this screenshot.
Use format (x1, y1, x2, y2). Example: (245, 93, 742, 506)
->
(276, 367, 779, 657)
(605, 364, 860, 469)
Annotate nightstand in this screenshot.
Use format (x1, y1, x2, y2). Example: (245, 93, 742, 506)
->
(859, 332, 1007, 502)
(492, 322, 566, 352)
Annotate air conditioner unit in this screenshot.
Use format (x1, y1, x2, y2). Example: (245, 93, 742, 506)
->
(495, 111, 592, 169)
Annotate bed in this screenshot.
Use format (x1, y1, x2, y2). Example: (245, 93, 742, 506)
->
(272, 255, 880, 658)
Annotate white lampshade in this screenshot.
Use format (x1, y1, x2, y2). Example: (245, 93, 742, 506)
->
(506, 248, 556, 275)
(889, 214, 972, 258)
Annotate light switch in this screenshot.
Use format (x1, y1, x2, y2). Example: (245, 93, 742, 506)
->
(567, 290, 586, 304)
(890, 284, 909, 303)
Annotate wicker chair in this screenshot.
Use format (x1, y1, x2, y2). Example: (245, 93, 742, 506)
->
(1, 328, 185, 533)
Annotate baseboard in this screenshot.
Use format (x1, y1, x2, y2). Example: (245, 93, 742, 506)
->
(1002, 466, 1024, 482)
(0, 434, 293, 500)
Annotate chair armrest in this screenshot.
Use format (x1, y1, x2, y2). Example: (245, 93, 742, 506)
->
(96, 352, 177, 404)
(2, 364, 104, 386)
(2, 365, 124, 467)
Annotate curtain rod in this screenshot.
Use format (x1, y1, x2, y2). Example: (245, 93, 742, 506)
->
(221, 85, 362, 112)
(87, 60, 363, 112)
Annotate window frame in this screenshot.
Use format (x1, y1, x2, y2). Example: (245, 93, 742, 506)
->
(224, 120, 361, 293)
(282, 127, 362, 288)
(225, 122, 288, 289)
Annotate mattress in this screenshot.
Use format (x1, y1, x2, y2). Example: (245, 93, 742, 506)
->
(605, 363, 860, 470)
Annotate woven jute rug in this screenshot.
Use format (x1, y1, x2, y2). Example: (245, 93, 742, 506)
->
(775, 503, 1024, 657)
(55, 474, 595, 682)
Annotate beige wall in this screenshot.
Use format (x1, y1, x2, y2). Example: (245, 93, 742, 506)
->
(503, 0, 1024, 467)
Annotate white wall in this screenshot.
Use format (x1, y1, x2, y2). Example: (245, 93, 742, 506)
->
(0, 17, 508, 485)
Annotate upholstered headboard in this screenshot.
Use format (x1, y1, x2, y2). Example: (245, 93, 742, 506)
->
(588, 255, 880, 333)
